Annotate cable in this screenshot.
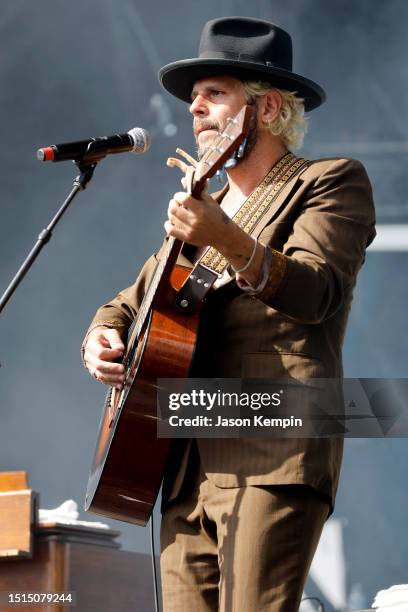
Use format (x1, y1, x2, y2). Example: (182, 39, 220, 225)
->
(150, 509, 161, 612)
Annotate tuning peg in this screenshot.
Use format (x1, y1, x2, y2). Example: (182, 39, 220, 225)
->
(237, 138, 248, 159)
(224, 156, 238, 169)
(216, 167, 227, 183)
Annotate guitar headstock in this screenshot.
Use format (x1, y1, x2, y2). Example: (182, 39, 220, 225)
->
(192, 105, 254, 195)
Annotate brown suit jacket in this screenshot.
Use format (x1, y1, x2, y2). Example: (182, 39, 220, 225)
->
(87, 157, 376, 512)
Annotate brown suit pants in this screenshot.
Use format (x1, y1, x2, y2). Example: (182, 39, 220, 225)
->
(160, 440, 329, 612)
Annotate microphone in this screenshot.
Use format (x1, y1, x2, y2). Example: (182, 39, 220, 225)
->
(37, 127, 151, 162)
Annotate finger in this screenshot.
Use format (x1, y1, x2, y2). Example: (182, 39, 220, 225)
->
(168, 199, 180, 215)
(103, 328, 125, 351)
(85, 339, 123, 360)
(173, 192, 193, 207)
(164, 220, 185, 240)
(98, 336, 113, 348)
(89, 370, 125, 389)
(166, 206, 180, 228)
(174, 192, 205, 212)
(95, 346, 125, 360)
(94, 370, 126, 387)
(96, 368, 125, 381)
(88, 328, 124, 353)
(168, 200, 192, 223)
(85, 353, 125, 375)
(88, 331, 112, 349)
(88, 360, 125, 386)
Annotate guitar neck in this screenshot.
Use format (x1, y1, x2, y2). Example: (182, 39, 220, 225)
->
(133, 235, 180, 339)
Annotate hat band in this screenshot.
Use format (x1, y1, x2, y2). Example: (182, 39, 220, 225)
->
(199, 50, 277, 67)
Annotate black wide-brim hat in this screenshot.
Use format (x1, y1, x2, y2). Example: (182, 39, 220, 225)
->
(159, 17, 325, 112)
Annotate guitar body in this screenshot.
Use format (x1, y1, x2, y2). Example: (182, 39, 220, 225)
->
(85, 265, 200, 525)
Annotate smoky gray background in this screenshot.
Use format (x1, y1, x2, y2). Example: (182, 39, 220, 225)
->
(0, 1, 407, 609)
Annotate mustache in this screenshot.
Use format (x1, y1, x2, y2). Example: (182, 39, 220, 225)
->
(193, 120, 220, 136)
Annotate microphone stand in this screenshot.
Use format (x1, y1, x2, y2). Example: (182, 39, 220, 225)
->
(0, 155, 103, 315)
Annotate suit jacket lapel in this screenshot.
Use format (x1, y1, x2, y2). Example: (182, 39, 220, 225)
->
(251, 164, 308, 239)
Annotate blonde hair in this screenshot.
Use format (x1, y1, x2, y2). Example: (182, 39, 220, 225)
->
(242, 80, 308, 150)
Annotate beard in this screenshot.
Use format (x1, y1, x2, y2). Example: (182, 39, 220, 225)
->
(194, 105, 259, 165)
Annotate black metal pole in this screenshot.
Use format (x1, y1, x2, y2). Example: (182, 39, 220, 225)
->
(0, 161, 98, 314)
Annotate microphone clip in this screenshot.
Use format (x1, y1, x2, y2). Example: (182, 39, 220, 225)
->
(73, 159, 99, 190)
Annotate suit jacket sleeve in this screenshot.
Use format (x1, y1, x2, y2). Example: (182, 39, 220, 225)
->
(85, 240, 168, 338)
(256, 158, 376, 324)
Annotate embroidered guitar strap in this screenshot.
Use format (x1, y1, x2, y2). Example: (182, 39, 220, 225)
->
(175, 152, 309, 314)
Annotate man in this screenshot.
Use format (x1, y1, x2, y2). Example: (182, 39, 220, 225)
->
(82, 17, 375, 611)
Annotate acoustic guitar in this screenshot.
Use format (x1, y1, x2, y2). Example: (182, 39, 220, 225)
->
(85, 105, 253, 525)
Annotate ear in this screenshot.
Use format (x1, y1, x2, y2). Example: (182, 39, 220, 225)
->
(259, 90, 282, 125)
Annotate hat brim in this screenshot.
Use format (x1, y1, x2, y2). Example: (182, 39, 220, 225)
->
(159, 58, 326, 111)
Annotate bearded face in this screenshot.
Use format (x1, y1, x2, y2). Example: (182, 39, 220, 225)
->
(194, 104, 259, 164)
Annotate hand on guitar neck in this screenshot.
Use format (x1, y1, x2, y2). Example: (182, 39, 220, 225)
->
(165, 188, 265, 289)
(83, 327, 126, 389)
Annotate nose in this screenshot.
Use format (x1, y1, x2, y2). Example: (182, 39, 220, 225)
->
(189, 94, 208, 117)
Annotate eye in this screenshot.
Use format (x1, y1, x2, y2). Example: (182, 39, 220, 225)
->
(210, 89, 224, 98)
